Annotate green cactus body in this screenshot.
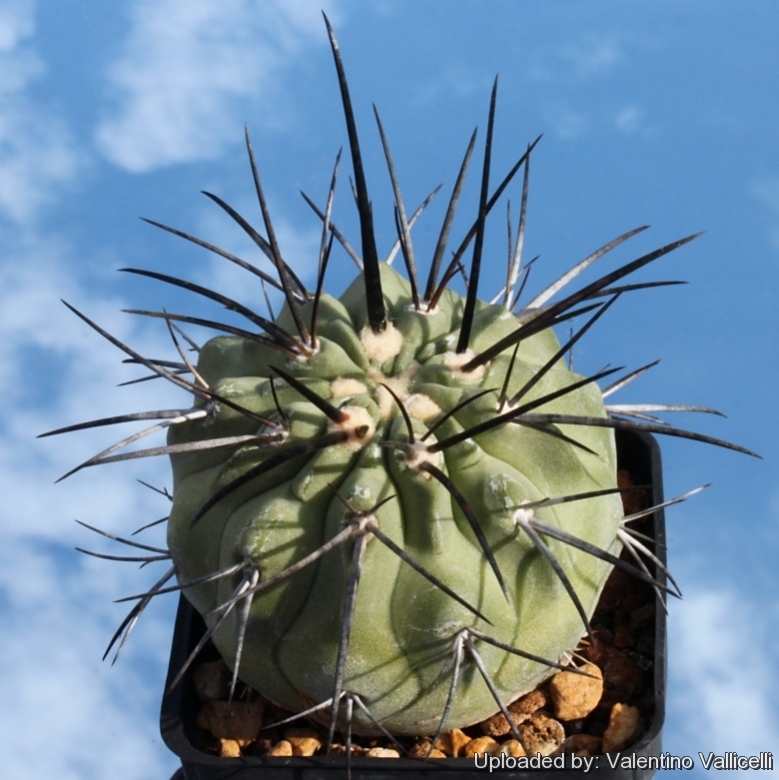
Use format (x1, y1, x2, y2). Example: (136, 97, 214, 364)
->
(167, 262, 623, 734)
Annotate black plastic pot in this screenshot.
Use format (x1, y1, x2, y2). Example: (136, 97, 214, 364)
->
(161, 429, 667, 779)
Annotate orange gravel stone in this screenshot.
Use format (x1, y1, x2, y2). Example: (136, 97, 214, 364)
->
(549, 663, 603, 720)
(434, 728, 471, 757)
(219, 739, 242, 758)
(267, 740, 294, 757)
(481, 690, 548, 736)
(602, 703, 643, 753)
(408, 740, 446, 759)
(518, 712, 565, 756)
(464, 736, 500, 758)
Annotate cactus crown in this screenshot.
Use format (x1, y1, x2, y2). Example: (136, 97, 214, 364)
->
(42, 16, 757, 756)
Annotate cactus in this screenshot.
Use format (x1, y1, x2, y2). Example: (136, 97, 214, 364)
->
(42, 17, 756, 754)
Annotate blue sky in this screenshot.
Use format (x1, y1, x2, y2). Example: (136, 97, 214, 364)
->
(1, 1, 777, 777)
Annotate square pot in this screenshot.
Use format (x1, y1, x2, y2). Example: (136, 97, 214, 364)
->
(161, 429, 666, 779)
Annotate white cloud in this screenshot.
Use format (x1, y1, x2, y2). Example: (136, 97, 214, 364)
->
(752, 180, 779, 251)
(0, 4, 186, 771)
(412, 63, 491, 106)
(612, 105, 657, 138)
(529, 32, 635, 142)
(0, 231, 179, 411)
(95, 0, 342, 172)
(0, 0, 81, 223)
(0, 0, 34, 53)
(544, 101, 590, 141)
(542, 103, 653, 142)
(614, 105, 643, 134)
(0, 231, 190, 777)
(530, 32, 625, 84)
(567, 36, 623, 79)
(753, 181, 779, 213)
(0, 537, 179, 780)
(0, 106, 78, 222)
(668, 590, 779, 775)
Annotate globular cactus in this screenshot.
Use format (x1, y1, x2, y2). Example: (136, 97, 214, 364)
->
(43, 17, 756, 753)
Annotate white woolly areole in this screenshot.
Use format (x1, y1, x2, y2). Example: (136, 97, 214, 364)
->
(360, 321, 404, 363)
(443, 349, 486, 380)
(512, 507, 535, 527)
(405, 393, 441, 422)
(330, 377, 368, 397)
(405, 441, 441, 477)
(405, 301, 440, 316)
(367, 364, 423, 419)
(329, 405, 376, 452)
